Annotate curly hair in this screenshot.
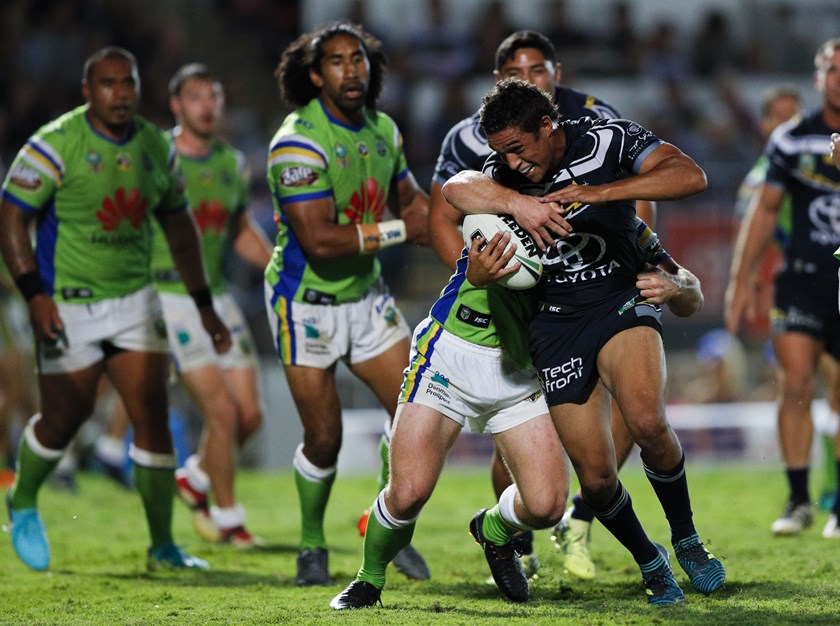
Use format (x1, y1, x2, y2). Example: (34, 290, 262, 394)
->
(479, 78, 560, 137)
(275, 21, 387, 110)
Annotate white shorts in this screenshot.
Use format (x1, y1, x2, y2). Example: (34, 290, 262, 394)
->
(159, 291, 258, 373)
(265, 277, 410, 368)
(37, 285, 169, 374)
(399, 317, 548, 434)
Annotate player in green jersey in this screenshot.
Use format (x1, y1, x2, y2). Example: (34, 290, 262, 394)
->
(265, 22, 430, 586)
(0, 47, 230, 572)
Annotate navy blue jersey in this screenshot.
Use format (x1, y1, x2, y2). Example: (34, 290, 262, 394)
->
(432, 86, 620, 187)
(765, 109, 840, 283)
(484, 117, 663, 306)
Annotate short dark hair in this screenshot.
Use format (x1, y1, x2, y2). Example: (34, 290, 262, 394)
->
(494, 30, 557, 72)
(479, 78, 560, 137)
(275, 21, 386, 110)
(82, 46, 137, 83)
(168, 63, 219, 98)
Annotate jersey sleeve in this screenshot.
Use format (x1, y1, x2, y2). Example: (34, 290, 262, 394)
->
(432, 115, 488, 187)
(267, 131, 333, 206)
(764, 123, 795, 190)
(151, 132, 188, 215)
(0, 132, 63, 213)
(233, 149, 252, 218)
(604, 119, 664, 174)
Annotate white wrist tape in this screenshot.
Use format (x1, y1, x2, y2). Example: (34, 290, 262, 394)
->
(356, 219, 407, 254)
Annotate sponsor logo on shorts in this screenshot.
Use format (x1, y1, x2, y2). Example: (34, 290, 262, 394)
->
(525, 390, 542, 402)
(541, 356, 584, 394)
(280, 165, 319, 187)
(431, 371, 450, 387)
(304, 342, 330, 356)
(425, 380, 451, 405)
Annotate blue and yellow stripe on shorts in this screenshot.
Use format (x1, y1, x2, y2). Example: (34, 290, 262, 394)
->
(399, 318, 444, 404)
(270, 292, 296, 365)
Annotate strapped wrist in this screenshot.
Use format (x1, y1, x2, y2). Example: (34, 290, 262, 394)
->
(15, 271, 45, 301)
(356, 219, 407, 254)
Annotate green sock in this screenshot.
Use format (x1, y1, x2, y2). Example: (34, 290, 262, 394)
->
(377, 434, 390, 491)
(357, 506, 414, 589)
(482, 505, 517, 546)
(9, 435, 61, 510)
(133, 465, 175, 549)
(295, 467, 335, 549)
(822, 435, 837, 493)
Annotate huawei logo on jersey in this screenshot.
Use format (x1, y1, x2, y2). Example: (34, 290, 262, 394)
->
(193, 199, 229, 234)
(96, 187, 148, 231)
(344, 177, 387, 224)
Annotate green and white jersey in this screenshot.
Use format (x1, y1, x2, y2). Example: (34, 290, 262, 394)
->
(429, 252, 535, 369)
(265, 97, 409, 305)
(152, 135, 250, 295)
(0, 105, 187, 303)
(735, 154, 792, 248)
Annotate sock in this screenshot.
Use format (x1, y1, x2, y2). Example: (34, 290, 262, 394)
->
(95, 435, 128, 467)
(377, 421, 391, 491)
(130, 445, 176, 549)
(570, 493, 595, 523)
(481, 504, 519, 546)
(357, 491, 416, 589)
(821, 435, 837, 497)
(9, 416, 63, 510)
(586, 481, 657, 566)
(497, 484, 535, 532)
(833, 460, 840, 517)
(786, 466, 810, 505)
(211, 504, 246, 530)
(643, 453, 696, 542)
(183, 454, 210, 493)
(293, 444, 336, 550)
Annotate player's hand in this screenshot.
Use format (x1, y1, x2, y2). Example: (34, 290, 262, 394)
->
(723, 279, 756, 335)
(402, 201, 430, 247)
(539, 183, 609, 206)
(636, 268, 679, 305)
(199, 308, 232, 354)
(28, 294, 64, 344)
(509, 197, 571, 250)
(466, 231, 518, 287)
(830, 133, 840, 170)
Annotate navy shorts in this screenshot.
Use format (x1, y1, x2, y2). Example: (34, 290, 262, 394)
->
(772, 270, 840, 361)
(528, 286, 662, 406)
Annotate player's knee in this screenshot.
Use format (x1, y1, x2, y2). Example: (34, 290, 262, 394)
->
(237, 406, 263, 442)
(524, 492, 567, 528)
(301, 434, 341, 467)
(386, 479, 432, 519)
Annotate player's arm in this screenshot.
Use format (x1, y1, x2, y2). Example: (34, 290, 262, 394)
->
(156, 208, 231, 353)
(429, 181, 464, 271)
(724, 182, 785, 334)
(831, 133, 840, 170)
(0, 198, 62, 341)
(393, 171, 430, 247)
(637, 258, 703, 318)
(442, 170, 572, 249)
(636, 200, 657, 228)
(233, 211, 273, 270)
(541, 143, 706, 206)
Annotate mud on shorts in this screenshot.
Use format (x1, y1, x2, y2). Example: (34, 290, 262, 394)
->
(37, 285, 169, 375)
(265, 277, 410, 368)
(399, 317, 547, 434)
(771, 270, 840, 361)
(529, 286, 662, 406)
(159, 291, 258, 373)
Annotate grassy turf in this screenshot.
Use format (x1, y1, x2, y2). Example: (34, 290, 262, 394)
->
(2, 462, 839, 625)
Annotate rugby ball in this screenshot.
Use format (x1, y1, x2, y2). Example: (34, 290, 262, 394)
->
(462, 213, 543, 290)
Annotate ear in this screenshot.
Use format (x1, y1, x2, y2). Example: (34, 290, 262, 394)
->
(309, 68, 324, 89)
(554, 62, 563, 84)
(81, 81, 90, 103)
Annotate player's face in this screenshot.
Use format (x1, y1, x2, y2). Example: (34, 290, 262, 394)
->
(171, 78, 224, 139)
(310, 34, 370, 123)
(760, 95, 799, 139)
(488, 117, 560, 183)
(83, 56, 140, 137)
(817, 47, 840, 114)
(495, 48, 559, 95)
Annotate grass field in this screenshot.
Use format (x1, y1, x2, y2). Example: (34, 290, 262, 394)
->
(2, 462, 839, 625)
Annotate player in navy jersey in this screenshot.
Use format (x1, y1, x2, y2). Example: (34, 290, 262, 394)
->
(728, 38, 840, 540)
(444, 79, 725, 603)
(428, 29, 677, 581)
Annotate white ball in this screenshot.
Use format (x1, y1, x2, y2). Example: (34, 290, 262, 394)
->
(462, 213, 543, 290)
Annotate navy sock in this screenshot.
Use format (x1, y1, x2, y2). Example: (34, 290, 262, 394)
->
(786, 467, 810, 505)
(643, 453, 696, 542)
(570, 493, 595, 523)
(586, 481, 657, 566)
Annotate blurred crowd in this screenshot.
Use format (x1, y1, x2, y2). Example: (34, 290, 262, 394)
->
(1, 0, 839, 388)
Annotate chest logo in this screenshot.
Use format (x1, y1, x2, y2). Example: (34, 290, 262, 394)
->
(345, 177, 387, 224)
(96, 187, 148, 231)
(193, 199, 229, 234)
